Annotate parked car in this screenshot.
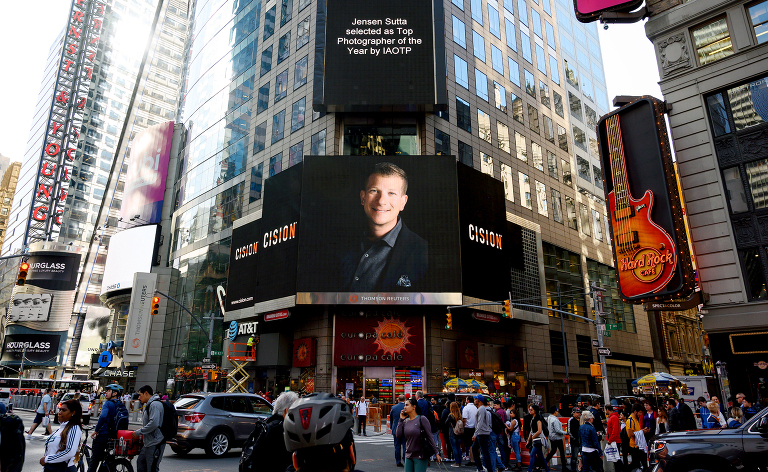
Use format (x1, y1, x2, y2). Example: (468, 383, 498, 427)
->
(167, 392, 273, 457)
(610, 395, 646, 413)
(54, 392, 92, 424)
(649, 407, 768, 471)
(557, 393, 603, 416)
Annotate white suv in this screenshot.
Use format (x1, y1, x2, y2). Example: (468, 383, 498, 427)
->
(54, 393, 93, 424)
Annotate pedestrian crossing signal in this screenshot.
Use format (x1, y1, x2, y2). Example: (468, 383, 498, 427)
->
(16, 262, 29, 286)
(590, 363, 602, 377)
(208, 371, 219, 381)
(503, 300, 511, 318)
(445, 312, 453, 330)
(151, 296, 160, 315)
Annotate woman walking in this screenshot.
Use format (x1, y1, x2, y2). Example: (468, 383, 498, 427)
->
(446, 401, 463, 468)
(397, 397, 442, 472)
(507, 407, 523, 471)
(578, 411, 604, 472)
(526, 404, 550, 472)
(40, 399, 83, 472)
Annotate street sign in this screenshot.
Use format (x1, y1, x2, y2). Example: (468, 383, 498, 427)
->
(606, 323, 619, 330)
(592, 339, 599, 347)
(602, 331, 611, 337)
(597, 324, 606, 332)
(210, 350, 224, 356)
(598, 347, 612, 357)
(643, 291, 707, 311)
(202, 357, 211, 363)
(98, 351, 113, 368)
(202, 363, 217, 370)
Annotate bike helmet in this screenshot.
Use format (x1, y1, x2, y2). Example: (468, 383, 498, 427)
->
(283, 393, 354, 452)
(105, 384, 124, 395)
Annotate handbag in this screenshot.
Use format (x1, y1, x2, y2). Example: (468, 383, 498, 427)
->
(419, 416, 437, 459)
(42, 416, 51, 427)
(452, 417, 464, 436)
(604, 441, 620, 462)
(633, 429, 647, 452)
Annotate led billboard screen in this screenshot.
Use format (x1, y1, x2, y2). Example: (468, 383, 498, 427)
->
(101, 225, 159, 295)
(334, 312, 424, 366)
(597, 97, 695, 303)
(25, 252, 81, 291)
(121, 121, 174, 224)
(296, 155, 461, 304)
(225, 219, 261, 311)
(315, 0, 447, 111)
(573, 0, 644, 22)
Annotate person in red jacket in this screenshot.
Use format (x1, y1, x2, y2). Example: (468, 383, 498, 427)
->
(605, 404, 621, 445)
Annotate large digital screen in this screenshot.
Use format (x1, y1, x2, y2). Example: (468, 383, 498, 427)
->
(296, 155, 461, 304)
(25, 252, 81, 291)
(225, 219, 261, 311)
(458, 165, 524, 301)
(315, 0, 447, 111)
(101, 225, 159, 295)
(573, 0, 644, 22)
(1, 330, 65, 365)
(120, 121, 174, 224)
(8, 293, 53, 323)
(334, 312, 424, 366)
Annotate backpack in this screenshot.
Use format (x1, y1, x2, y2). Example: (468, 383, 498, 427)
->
(239, 417, 281, 472)
(490, 409, 505, 435)
(0, 414, 26, 472)
(109, 401, 130, 437)
(422, 401, 438, 433)
(452, 416, 465, 436)
(539, 415, 549, 438)
(155, 400, 178, 442)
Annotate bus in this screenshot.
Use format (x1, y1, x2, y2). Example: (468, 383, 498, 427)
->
(0, 378, 98, 396)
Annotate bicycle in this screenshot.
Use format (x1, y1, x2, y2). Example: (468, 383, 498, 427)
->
(76, 425, 136, 472)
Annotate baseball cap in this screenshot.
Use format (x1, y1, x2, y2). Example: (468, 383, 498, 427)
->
(572, 407, 581, 413)
(475, 394, 485, 402)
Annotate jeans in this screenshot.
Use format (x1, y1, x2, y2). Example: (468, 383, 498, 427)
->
(528, 441, 550, 472)
(569, 440, 580, 472)
(87, 435, 110, 472)
(450, 433, 463, 466)
(405, 457, 429, 472)
(582, 450, 604, 472)
(545, 439, 566, 468)
(434, 431, 442, 455)
(510, 434, 522, 466)
(495, 432, 511, 468)
(629, 447, 648, 472)
(476, 435, 495, 472)
(394, 435, 406, 465)
(358, 415, 367, 435)
(137, 443, 165, 472)
(489, 431, 505, 470)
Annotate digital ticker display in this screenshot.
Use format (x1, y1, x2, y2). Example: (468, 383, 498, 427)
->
(315, 0, 447, 111)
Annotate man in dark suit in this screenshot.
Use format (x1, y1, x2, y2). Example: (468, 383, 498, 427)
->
(676, 398, 697, 430)
(665, 398, 683, 432)
(340, 162, 428, 291)
(390, 395, 406, 467)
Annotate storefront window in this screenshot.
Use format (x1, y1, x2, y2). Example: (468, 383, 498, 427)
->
(343, 125, 418, 155)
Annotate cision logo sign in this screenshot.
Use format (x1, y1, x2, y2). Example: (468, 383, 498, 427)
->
(120, 121, 174, 224)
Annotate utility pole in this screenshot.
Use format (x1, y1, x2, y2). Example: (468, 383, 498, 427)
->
(591, 282, 611, 403)
(558, 281, 571, 394)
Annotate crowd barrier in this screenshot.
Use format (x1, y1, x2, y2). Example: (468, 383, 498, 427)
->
(10, 395, 145, 423)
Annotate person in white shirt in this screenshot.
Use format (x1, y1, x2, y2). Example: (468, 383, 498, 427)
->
(355, 396, 369, 436)
(462, 396, 478, 464)
(27, 387, 54, 437)
(40, 399, 83, 472)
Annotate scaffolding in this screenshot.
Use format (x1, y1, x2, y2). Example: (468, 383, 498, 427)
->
(226, 342, 256, 392)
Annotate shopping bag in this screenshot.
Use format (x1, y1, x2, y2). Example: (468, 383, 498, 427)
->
(42, 416, 50, 426)
(633, 430, 647, 452)
(604, 442, 620, 462)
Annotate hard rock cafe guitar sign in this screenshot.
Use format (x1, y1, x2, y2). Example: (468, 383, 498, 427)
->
(598, 97, 695, 303)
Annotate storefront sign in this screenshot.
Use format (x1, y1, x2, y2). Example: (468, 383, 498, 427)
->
(457, 340, 479, 369)
(643, 291, 706, 311)
(99, 369, 136, 378)
(123, 272, 157, 363)
(755, 361, 768, 369)
(334, 314, 424, 366)
(471, 312, 500, 323)
(265, 310, 291, 321)
(597, 97, 695, 303)
(293, 337, 316, 367)
(235, 321, 259, 336)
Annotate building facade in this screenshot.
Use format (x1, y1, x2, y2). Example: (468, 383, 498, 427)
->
(0, 162, 21, 251)
(646, 0, 768, 402)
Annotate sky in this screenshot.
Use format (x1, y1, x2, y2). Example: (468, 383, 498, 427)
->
(0, 3, 662, 164)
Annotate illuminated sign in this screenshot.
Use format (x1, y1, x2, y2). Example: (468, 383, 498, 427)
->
(27, 0, 105, 244)
(334, 313, 422, 366)
(573, 0, 644, 23)
(597, 97, 695, 303)
(315, 0, 447, 112)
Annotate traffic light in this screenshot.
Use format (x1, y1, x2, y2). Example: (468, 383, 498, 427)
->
(151, 296, 160, 315)
(503, 300, 511, 318)
(208, 371, 219, 381)
(590, 363, 602, 377)
(16, 262, 29, 286)
(445, 312, 453, 330)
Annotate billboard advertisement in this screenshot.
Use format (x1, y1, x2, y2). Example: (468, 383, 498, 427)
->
(123, 272, 157, 364)
(75, 306, 111, 366)
(8, 293, 52, 323)
(315, 0, 447, 111)
(334, 313, 424, 366)
(597, 97, 695, 303)
(458, 165, 524, 301)
(120, 121, 174, 224)
(25, 252, 81, 291)
(225, 219, 261, 311)
(573, 0, 644, 23)
(296, 156, 461, 304)
(101, 224, 159, 295)
(1, 331, 66, 365)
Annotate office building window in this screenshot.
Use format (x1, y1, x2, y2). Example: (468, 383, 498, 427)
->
(540, 80, 550, 108)
(501, 163, 515, 202)
(492, 45, 504, 75)
(740, 248, 768, 300)
(749, 0, 768, 44)
(577, 156, 591, 181)
(261, 45, 273, 76)
(573, 125, 587, 151)
(543, 242, 586, 319)
(543, 0, 551, 14)
(476, 69, 489, 101)
(524, 69, 536, 97)
(435, 128, 451, 155)
(549, 55, 559, 84)
(521, 31, 533, 63)
(547, 150, 558, 179)
(536, 181, 548, 216)
(593, 165, 603, 189)
(458, 140, 474, 166)
(592, 209, 603, 241)
(520, 172, 532, 209)
(509, 58, 521, 87)
(692, 16, 734, 65)
(579, 203, 591, 236)
(582, 76, 594, 102)
(557, 125, 568, 151)
(529, 105, 540, 134)
(562, 158, 572, 186)
(519, 0, 528, 25)
(343, 125, 418, 155)
(498, 121, 511, 154)
(515, 131, 528, 163)
(278, 32, 291, 63)
(478, 108, 492, 142)
(494, 82, 507, 112)
(265, 6, 276, 39)
(585, 104, 597, 129)
(511, 93, 524, 124)
(275, 70, 289, 102)
(455, 55, 469, 89)
(457, 96, 472, 132)
(549, 330, 567, 366)
(551, 188, 563, 223)
(707, 92, 731, 136)
(532, 9, 542, 37)
(294, 55, 308, 89)
(311, 129, 326, 155)
(543, 115, 555, 143)
(489, 4, 501, 37)
(254, 121, 267, 153)
(532, 142, 544, 171)
(564, 59, 578, 87)
(536, 44, 547, 75)
(481, 152, 494, 175)
(291, 97, 306, 132)
(453, 0, 464, 10)
(554, 90, 564, 117)
(281, 0, 292, 26)
(505, 17, 517, 51)
(269, 153, 283, 178)
(289, 142, 304, 167)
(565, 196, 577, 229)
(250, 163, 264, 203)
(297, 16, 311, 49)
(453, 16, 467, 48)
(727, 75, 768, 131)
(272, 110, 286, 143)
(473, 30, 486, 61)
(545, 21, 555, 48)
(569, 92, 582, 121)
(257, 83, 270, 114)
(587, 259, 637, 332)
(472, 0, 484, 24)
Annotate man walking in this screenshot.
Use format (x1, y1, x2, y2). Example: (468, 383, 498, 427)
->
(463, 396, 478, 465)
(546, 406, 568, 471)
(472, 395, 494, 472)
(676, 398, 696, 430)
(132, 385, 165, 472)
(355, 396, 368, 436)
(665, 399, 683, 432)
(568, 408, 581, 472)
(494, 400, 511, 470)
(390, 395, 406, 467)
(26, 387, 53, 437)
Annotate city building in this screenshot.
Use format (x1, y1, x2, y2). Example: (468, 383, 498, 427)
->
(645, 0, 768, 401)
(0, 162, 22, 251)
(0, 153, 10, 179)
(152, 0, 656, 405)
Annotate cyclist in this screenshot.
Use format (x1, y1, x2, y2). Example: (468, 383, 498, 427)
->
(88, 384, 122, 472)
(283, 393, 359, 472)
